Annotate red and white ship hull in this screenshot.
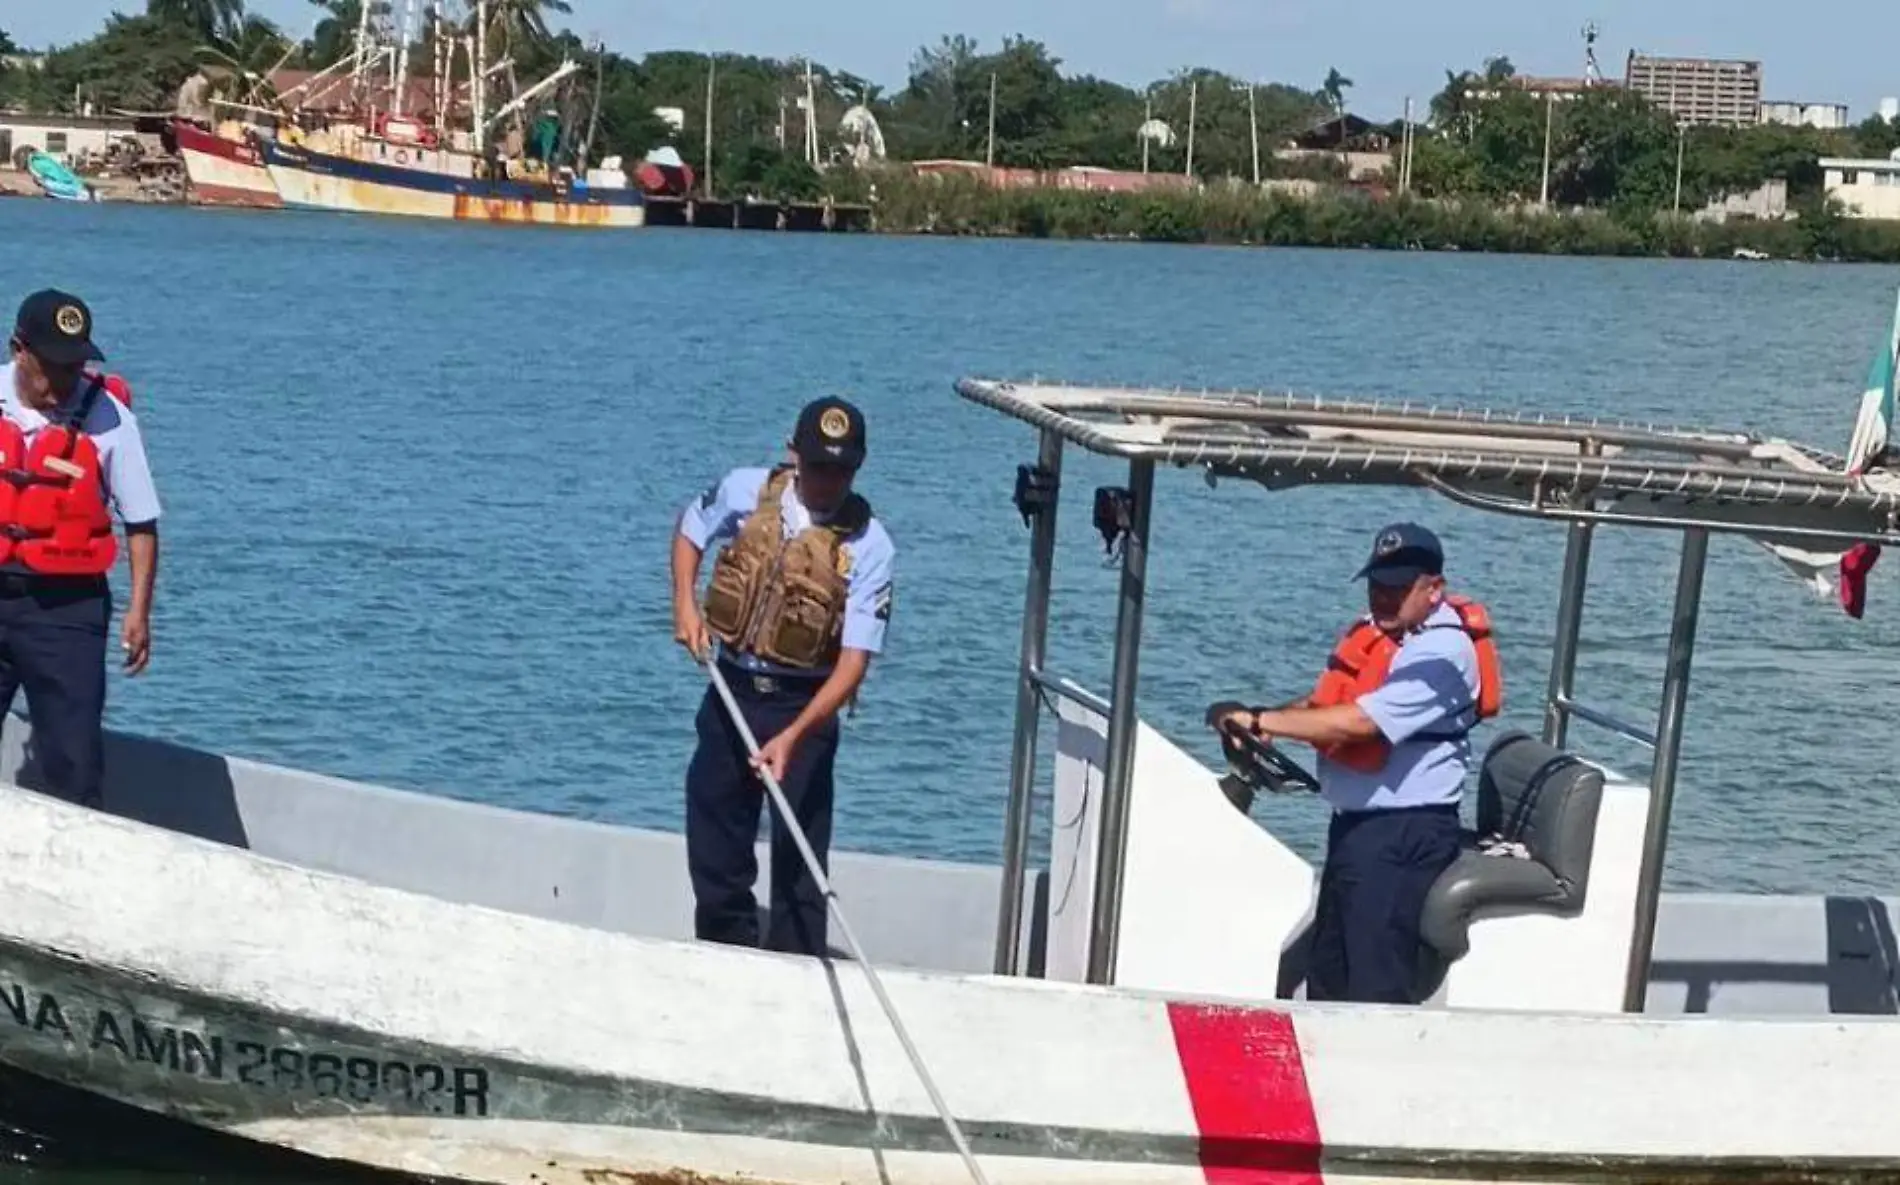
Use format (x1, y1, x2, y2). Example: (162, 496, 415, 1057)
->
(171, 119, 280, 210)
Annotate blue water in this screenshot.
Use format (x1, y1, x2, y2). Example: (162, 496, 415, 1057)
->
(6, 199, 1900, 901)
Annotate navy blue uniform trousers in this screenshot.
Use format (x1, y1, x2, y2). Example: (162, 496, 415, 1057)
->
(1305, 803, 1462, 1004)
(0, 574, 110, 810)
(684, 662, 840, 957)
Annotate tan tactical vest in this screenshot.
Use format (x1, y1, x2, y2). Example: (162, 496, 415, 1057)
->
(702, 467, 871, 670)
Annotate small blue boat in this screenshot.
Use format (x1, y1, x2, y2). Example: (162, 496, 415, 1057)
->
(25, 153, 94, 202)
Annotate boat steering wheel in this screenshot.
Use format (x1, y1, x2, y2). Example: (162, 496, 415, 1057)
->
(1205, 701, 1322, 799)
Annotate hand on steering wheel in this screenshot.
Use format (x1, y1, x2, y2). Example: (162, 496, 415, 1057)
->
(1206, 701, 1321, 796)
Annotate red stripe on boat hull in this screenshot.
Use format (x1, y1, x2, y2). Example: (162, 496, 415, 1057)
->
(1168, 1003, 1324, 1185)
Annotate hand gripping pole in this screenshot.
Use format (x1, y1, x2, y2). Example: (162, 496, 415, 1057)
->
(703, 659, 993, 1185)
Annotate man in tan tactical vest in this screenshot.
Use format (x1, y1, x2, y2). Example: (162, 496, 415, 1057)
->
(670, 396, 895, 957)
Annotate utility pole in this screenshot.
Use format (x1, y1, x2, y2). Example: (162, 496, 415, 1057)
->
(986, 72, 997, 168)
(703, 56, 716, 197)
(1185, 76, 1197, 179)
(1401, 95, 1413, 193)
(803, 60, 817, 166)
(1248, 82, 1260, 186)
(1141, 94, 1151, 174)
(1539, 90, 1554, 208)
(1673, 122, 1686, 214)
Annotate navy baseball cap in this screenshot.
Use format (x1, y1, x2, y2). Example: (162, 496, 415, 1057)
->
(792, 396, 867, 468)
(13, 289, 104, 367)
(1352, 522, 1444, 586)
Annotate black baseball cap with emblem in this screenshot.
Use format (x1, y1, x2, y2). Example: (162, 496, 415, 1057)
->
(792, 395, 867, 469)
(13, 289, 104, 368)
(1352, 521, 1445, 586)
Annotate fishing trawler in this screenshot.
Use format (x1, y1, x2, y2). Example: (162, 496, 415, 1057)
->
(0, 296, 1896, 1182)
(172, 1, 642, 228)
(257, 0, 642, 229)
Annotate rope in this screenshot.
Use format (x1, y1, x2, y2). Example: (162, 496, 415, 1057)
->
(702, 660, 993, 1185)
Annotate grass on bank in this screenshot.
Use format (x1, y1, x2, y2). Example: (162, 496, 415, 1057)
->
(837, 172, 1900, 263)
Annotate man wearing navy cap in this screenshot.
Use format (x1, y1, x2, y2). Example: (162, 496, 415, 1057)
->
(2, 290, 162, 810)
(671, 396, 895, 957)
(1216, 522, 1492, 1004)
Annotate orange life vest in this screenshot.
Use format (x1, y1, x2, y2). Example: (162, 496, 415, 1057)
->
(1308, 595, 1502, 773)
(0, 376, 128, 578)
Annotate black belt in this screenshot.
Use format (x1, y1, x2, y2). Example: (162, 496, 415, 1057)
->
(1334, 802, 1461, 820)
(716, 659, 826, 700)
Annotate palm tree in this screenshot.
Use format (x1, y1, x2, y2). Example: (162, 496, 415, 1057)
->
(1320, 66, 1353, 151)
(198, 15, 296, 112)
(461, 0, 572, 141)
(147, 0, 247, 43)
(481, 0, 571, 53)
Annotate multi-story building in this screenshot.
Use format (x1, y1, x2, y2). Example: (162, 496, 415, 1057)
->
(1761, 100, 1851, 130)
(1624, 52, 1763, 126)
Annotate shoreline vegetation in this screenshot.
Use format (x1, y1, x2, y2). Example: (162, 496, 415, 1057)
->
(849, 173, 1900, 263)
(6, 7, 1900, 262)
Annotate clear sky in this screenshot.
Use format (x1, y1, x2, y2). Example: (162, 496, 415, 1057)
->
(5, 0, 1896, 123)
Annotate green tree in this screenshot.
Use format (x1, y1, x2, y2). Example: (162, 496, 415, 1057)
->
(0, 28, 18, 54)
(300, 0, 389, 70)
(1551, 87, 1681, 210)
(146, 0, 247, 43)
(957, 37, 1065, 167)
(30, 14, 205, 113)
(1320, 67, 1351, 117)
(1853, 114, 1900, 160)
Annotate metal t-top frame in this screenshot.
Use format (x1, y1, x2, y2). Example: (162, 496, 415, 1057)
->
(964, 378, 1900, 1010)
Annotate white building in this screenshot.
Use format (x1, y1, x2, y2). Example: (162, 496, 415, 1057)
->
(0, 114, 140, 168)
(1820, 151, 1900, 220)
(1761, 100, 1850, 129)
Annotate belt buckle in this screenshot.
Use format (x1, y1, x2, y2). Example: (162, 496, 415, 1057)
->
(752, 675, 779, 695)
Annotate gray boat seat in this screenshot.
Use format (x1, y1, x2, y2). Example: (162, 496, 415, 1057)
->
(1415, 730, 1605, 995)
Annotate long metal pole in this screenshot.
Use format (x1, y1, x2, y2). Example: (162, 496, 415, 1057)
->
(1622, 526, 1709, 1013)
(994, 431, 1064, 975)
(703, 663, 992, 1185)
(1085, 459, 1155, 986)
(1541, 521, 1595, 748)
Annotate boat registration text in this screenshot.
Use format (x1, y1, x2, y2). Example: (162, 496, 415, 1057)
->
(0, 976, 490, 1116)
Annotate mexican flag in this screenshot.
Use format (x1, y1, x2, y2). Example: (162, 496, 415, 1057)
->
(1754, 287, 1900, 618)
(1836, 287, 1900, 618)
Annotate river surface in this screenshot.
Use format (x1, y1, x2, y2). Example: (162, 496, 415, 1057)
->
(1, 197, 1900, 1178)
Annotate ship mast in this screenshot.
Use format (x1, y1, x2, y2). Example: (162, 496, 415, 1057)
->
(351, 0, 375, 105)
(473, 0, 489, 152)
(391, 0, 419, 118)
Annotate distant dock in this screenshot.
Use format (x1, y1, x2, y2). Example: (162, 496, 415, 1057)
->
(643, 195, 872, 233)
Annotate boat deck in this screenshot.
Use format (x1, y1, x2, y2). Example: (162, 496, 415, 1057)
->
(11, 716, 1892, 1019)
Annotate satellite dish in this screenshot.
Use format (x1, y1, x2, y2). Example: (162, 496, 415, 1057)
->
(839, 104, 886, 164)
